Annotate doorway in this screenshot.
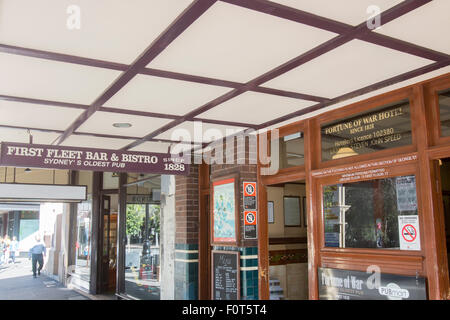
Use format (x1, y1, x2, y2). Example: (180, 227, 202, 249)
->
(437, 158, 450, 282)
(100, 194, 118, 293)
(266, 180, 308, 300)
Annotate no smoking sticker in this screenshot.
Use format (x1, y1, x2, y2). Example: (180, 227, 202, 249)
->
(245, 211, 257, 225)
(398, 216, 420, 251)
(401, 224, 417, 242)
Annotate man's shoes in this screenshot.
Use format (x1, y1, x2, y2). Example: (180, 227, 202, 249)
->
(33, 274, 37, 278)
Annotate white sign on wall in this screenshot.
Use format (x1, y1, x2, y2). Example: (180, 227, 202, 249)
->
(398, 215, 421, 251)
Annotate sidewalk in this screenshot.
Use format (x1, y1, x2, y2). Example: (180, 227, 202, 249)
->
(0, 257, 89, 300)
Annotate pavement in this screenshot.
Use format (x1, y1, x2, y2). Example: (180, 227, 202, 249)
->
(0, 257, 90, 300)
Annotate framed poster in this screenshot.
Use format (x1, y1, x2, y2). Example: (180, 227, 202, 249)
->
(211, 174, 239, 246)
(268, 201, 274, 224)
(284, 196, 301, 227)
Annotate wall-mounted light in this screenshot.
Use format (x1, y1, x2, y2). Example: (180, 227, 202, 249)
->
(332, 147, 358, 160)
(24, 168, 32, 173)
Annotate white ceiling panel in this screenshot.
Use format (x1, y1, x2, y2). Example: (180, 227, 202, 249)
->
(147, 1, 336, 83)
(263, 40, 432, 98)
(155, 121, 247, 143)
(262, 65, 450, 132)
(375, 0, 450, 55)
(0, 100, 84, 130)
(270, 0, 403, 26)
(198, 91, 314, 124)
(60, 135, 134, 150)
(129, 141, 172, 154)
(104, 74, 231, 115)
(0, 0, 194, 64)
(0, 53, 120, 104)
(0, 127, 59, 145)
(76, 111, 172, 137)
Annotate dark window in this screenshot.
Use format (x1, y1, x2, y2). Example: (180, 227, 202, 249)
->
(323, 175, 418, 249)
(321, 100, 412, 161)
(278, 132, 305, 169)
(439, 89, 450, 137)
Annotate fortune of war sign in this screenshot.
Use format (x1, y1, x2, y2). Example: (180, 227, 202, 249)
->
(0, 142, 190, 175)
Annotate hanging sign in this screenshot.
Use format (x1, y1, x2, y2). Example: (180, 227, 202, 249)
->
(243, 181, 257, 210)
(0, 142, 190, 175)
(244, 210, 257, 239)
(398, 215, 421, 250)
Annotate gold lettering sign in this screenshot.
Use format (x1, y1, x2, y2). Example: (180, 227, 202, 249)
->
(321, 101, 411, 161)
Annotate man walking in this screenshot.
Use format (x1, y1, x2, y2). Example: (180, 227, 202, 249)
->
(10, 236, 19, 264)
(29, 235, 46, 278)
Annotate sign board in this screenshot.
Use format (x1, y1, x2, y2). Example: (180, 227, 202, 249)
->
(398, 215, 421, 250)
(211, 250, 240, 300)
(0, 183, 86, 202)
(318, 267, 427, 300)
(243, 182, 257, 210)
(244, 211, 257, 239)
(395, 176, 418, 211)
(0, 142, 190, 175)
(321, 101, 412, 161)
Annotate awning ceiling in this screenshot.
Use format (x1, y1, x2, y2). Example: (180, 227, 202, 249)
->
(0, 0, 449, 153)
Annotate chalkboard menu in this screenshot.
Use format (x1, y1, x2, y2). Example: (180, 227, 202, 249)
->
(211, 250, 240, 300)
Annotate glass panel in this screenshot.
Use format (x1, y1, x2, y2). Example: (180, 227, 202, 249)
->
(124, 173, 161, 300)
(323, 175, 418, 249)
(439, 89, 450, 137)
(74, 195, 92, 283)
(278, 132, 304, 169)
(103, 172, 119, 189)
(321, 99, 412, 161)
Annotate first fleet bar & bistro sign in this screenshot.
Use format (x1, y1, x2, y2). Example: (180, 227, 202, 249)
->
(0, 142, 190, 175)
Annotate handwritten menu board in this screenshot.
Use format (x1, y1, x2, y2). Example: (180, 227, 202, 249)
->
(212, 250, 240, 300)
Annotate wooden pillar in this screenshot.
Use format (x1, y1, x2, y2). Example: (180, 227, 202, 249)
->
(414, 84, 450, 299)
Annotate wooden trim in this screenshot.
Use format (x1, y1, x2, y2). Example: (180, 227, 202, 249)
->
(269, 248, 308, 265)
(257, 135, 270, 300)
(116, 172, 127, 295)
(269, 237, 307, 245)
(198, 163, 211, 300)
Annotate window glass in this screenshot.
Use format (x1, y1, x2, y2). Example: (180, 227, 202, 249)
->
(439, 89, 450, 137)
(323, 175, 418, 249)
(74, 196, 92, 284)
(321, 100, 412, 161)
(278, 132, 304, 169)
(72, 170, 93, 288)
(124, 173, 161, 300)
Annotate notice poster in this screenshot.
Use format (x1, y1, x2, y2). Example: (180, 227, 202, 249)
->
(395, 176, 418, 211)
(398, 215, 421, 251)
(244, 211, 257, 239)
(212, 178, 237, 245)
(323, 185, 341, 247)
(318, 267, 427, 300)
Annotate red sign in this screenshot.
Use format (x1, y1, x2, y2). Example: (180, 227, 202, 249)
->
(401, 224, 417, 242)
(244, 211, 257, 226)
(243, 182, 256, 197)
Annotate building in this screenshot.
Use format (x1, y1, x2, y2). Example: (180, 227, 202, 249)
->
(0, 0, 449, 300)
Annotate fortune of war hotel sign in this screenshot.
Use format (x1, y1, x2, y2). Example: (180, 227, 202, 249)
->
(0, 142, 189, 175)
(321, 101, 412, 161)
